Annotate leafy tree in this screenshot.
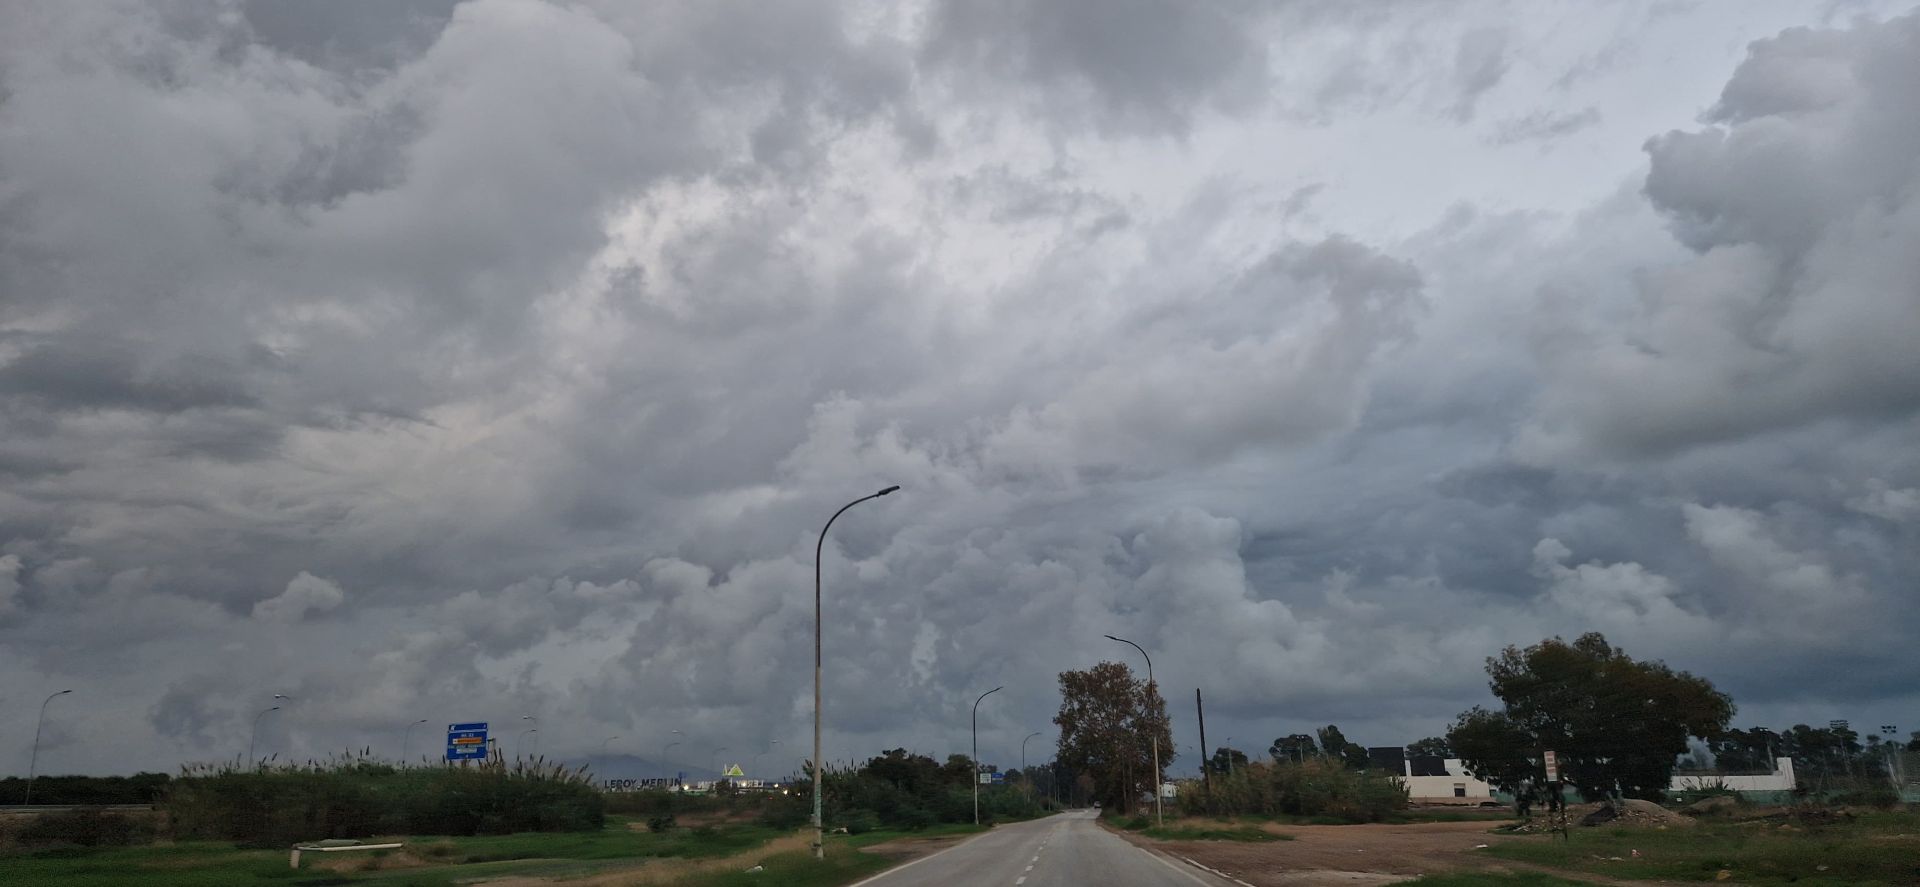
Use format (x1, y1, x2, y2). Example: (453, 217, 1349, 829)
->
(1406, 736, 1452, 758)
(1268, 734, 1317, 763)
(1707, 728, 1778, 772)
(1316, 725, 1371, 770)
(1908, 731, 1920, 753)
(1445, 632, 1733, 801)
(1054, 661, 1171, 814)
(1207, 747, 1249, 774)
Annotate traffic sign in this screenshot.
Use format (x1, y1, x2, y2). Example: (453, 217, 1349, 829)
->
(447, 722, 489, 761)
(1542, 750, 1559, 782)
(990, 771, 1005, 784)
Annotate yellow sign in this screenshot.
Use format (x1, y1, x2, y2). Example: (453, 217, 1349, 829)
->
(723, 764, 745, 777)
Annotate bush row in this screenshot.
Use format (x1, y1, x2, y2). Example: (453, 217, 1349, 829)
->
(1176, 758, 1408, 822)
(164, 754, 603, 847)
(0, 772, 171, 806)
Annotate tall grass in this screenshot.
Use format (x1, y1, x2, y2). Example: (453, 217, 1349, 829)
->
(164, 749, 602, 846)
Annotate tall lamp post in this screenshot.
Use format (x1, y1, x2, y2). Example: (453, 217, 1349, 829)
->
(1105, 634, 1163, 827)
(972, 686, 1003, 825)
(752, 740, 780, 781)
(812, 484, 901, 858)
(1022, 731, 1043, 778)
(520, 716, 537, 757)
(401, 718, 429, 766)
(25, 689, 74, 805)
(248, 706, 282, 766)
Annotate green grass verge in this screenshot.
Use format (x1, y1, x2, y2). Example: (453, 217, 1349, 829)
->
(1483, 810, 1920, 886)
(842, 822, 987, 847)
(0, 818, 791, 887)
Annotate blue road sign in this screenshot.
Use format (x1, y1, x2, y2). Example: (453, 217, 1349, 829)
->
(447, 722, 489, 761)
(990, 771, 1005, 784)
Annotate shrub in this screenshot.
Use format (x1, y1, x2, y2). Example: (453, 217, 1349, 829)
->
(646, 814, 677, 833)
(841, 811, 879, 835)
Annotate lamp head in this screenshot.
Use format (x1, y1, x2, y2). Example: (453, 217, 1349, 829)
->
(877, 485, 900, 496)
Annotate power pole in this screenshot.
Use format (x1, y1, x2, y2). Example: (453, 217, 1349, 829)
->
(1195, 689, 1211, 798)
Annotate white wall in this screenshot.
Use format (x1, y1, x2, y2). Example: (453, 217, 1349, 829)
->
(1670, 758, 1796, 792)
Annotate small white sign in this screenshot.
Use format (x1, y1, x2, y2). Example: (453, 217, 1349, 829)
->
(1542, 750, 1559, 782)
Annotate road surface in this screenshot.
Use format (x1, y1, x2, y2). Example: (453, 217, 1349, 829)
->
(855, 809, 1237, 887)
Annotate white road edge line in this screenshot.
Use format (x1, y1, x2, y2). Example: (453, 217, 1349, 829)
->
(1126, 840, 1241, 887)
(1180, 855, 1258, 887)
(845, 813, 1066, 887)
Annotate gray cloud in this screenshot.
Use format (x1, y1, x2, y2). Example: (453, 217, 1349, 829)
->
(2, 1, 1916, 776)
(921, 0, 1273, 135)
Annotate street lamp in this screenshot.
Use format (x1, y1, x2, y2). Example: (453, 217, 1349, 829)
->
(1022, 731, 1043, 778)
(973, 686, 1002, 826)
(520, 716, 537, 757)
(25, 690, 73, 805)
(812, 484, 901, 858)
(248, 706, 282, 766)
(1105, 634, 1163, 827)
(753, 740, 780, 780)
(401, 719, 429, 766)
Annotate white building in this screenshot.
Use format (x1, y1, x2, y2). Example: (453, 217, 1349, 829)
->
(1399, 758, 1497, 802)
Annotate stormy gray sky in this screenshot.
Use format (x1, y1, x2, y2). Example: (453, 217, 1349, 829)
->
(3, 0, 1917, 778)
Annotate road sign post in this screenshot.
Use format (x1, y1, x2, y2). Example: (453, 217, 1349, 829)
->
(447, 722, 489, 762)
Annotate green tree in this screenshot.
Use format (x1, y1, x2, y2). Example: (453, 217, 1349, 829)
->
(1268, 734, 1317, 763)
(1054, 661, 1171, 815)
(1207, 747, 1249, 774)
(1446, 632, 1733, 801)
(1707, 728, 1776, 772)
(1316, 725, 1371, 770)
(1406, 736, 1452, 758)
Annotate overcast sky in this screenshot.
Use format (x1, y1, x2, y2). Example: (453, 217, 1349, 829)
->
(3, 0, 1917, 778)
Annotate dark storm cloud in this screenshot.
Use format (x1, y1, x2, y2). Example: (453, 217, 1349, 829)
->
(1, 1, 1916, 774)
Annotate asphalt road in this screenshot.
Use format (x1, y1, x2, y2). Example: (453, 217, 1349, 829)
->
(854, 809, 1238, 887)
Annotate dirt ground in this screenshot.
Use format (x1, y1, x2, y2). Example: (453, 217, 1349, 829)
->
(1125, 820, 1663, 887)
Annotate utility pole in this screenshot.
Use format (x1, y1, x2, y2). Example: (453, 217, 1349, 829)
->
(1195, 688, 1211, 798)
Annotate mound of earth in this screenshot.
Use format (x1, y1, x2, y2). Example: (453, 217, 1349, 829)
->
(1578, 799, 1694, 828)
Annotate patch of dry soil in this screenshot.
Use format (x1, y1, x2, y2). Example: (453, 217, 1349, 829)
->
(1121, 820, 1669, 887)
